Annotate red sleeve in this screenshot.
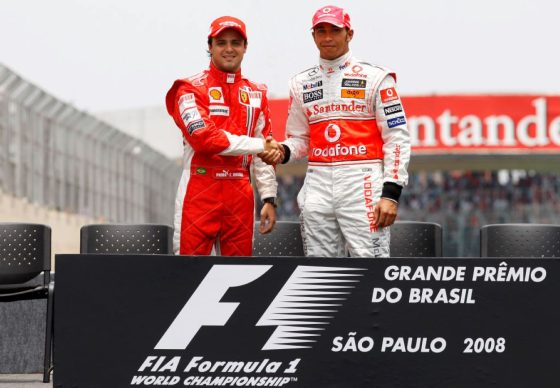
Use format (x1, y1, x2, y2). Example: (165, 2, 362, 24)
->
(165, 79, 231, 154)
(260, 89, 273, 138)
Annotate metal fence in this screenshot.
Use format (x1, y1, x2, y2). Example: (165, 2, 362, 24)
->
(0, 64, 180, 224)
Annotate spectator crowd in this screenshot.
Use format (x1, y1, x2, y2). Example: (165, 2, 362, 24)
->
(267, 170, 560, 257)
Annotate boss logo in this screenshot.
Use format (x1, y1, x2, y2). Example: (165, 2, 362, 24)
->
(303, 89, 324, 104)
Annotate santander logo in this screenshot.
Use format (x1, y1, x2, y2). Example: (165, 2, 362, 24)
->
(406, 97, 560, 150)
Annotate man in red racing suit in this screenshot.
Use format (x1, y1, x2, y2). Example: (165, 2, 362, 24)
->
(275, 6, 411, 258)
(166, 16, 281, 255)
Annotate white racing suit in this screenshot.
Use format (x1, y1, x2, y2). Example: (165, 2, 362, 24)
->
(282, 51, 411, 257)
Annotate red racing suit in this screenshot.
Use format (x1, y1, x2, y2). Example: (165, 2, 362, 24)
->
(166, 62, 277, 255)
(282, 51, 410, 258)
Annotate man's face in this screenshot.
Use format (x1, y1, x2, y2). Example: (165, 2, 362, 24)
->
(312, 23, 353, 60)
(208, 29, 247, 73)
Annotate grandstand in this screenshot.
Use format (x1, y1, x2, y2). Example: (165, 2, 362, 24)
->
(0, 64, 180, 256)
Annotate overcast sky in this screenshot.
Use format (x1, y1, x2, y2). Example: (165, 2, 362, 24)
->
(2, 0, 559, 114)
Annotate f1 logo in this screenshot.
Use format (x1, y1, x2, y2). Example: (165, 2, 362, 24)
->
(155, 264, 364, 350)
(155, 265, 271, 349)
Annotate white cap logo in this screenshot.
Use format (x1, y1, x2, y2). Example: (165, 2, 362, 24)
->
(324, 124, 341, 143)
(322, 7, 331, 13)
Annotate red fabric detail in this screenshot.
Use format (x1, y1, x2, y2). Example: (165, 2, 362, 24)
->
(179, 175, 253, 256)
(308, 119, 383, 163)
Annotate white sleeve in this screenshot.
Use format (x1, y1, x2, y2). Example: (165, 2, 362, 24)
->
(374, 75, 411, 187)
(218, 133, 264, 156)
(251, 111, 278, 200)
(282, 77, 310, 162)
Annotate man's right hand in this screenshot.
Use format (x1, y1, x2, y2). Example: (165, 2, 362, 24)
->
(258, 136, 284, 165)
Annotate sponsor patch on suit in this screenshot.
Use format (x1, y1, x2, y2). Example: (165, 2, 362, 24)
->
(208, 87, 224, 104)
(181, 107, 201, 126)
(387, 115, 406, 128)
(341, 79, 366, 88)
(383, 103, 403, 116)
(303, 80, 323, 90)
(178, 93, 196, 113)
(341, 89, 366, 99)
(303, 89, 323, 103)
(380, 87, 399, 103)
(186, 119, 205, 135)
(239, 90, 262, 107)
(209, 105, 230, 116)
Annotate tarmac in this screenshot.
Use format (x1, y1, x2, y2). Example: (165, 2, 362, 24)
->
(0, 375, 51, 388)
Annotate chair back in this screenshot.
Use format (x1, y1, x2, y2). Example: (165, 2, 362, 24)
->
(480, 223, 560, 257)
(0, 223, 51, 285)
(390, 221, 443, 257)
(253, 221, 304, 256)
(80, 224, 173, 254)
(0, 223, 53, 381)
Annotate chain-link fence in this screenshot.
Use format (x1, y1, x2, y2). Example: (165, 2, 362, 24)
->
(0, 64, 180, 224)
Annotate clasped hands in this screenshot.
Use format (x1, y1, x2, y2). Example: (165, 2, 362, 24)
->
(257, 136, 284, 165)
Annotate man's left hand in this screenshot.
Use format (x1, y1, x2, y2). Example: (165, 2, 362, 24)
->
(259, 203, 277, 234)
(372, 198, 398, 228)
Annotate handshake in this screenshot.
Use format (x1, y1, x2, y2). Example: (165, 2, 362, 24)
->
(258, 136, 285, 165)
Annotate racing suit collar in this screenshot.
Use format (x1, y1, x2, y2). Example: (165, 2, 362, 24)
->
(319, 50, 352, 75)
(208, 61, 242, 84)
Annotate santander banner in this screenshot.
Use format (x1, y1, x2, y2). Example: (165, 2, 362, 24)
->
(269, 96, 560, 154)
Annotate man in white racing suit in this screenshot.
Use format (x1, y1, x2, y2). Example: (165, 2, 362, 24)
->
(276, 5, 411, 257)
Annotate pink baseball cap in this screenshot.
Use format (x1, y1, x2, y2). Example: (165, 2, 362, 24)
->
(312, 5, 352, 29)
(208, 16, 248, 40)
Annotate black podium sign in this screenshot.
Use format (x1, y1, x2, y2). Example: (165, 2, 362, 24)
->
(54, 255, 559, 387)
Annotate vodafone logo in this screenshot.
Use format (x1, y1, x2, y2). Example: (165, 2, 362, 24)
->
(380, 88, 399, 103)
(352, 65, 363, 74)
(322, 7, 331, 13)
(324, 124, 341, 143)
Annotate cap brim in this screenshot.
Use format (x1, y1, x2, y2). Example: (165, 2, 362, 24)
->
(312, 17, 346, 28)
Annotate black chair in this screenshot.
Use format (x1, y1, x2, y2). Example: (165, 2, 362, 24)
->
(0, 223, 53, 382)
(253, 221, 304, 256)
(480, 223, 560, 257)
(80, 224, 174, 254)
(390, 221, 443, 257)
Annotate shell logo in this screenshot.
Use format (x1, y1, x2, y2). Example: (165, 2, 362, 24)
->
(209, 89, 222, 100)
